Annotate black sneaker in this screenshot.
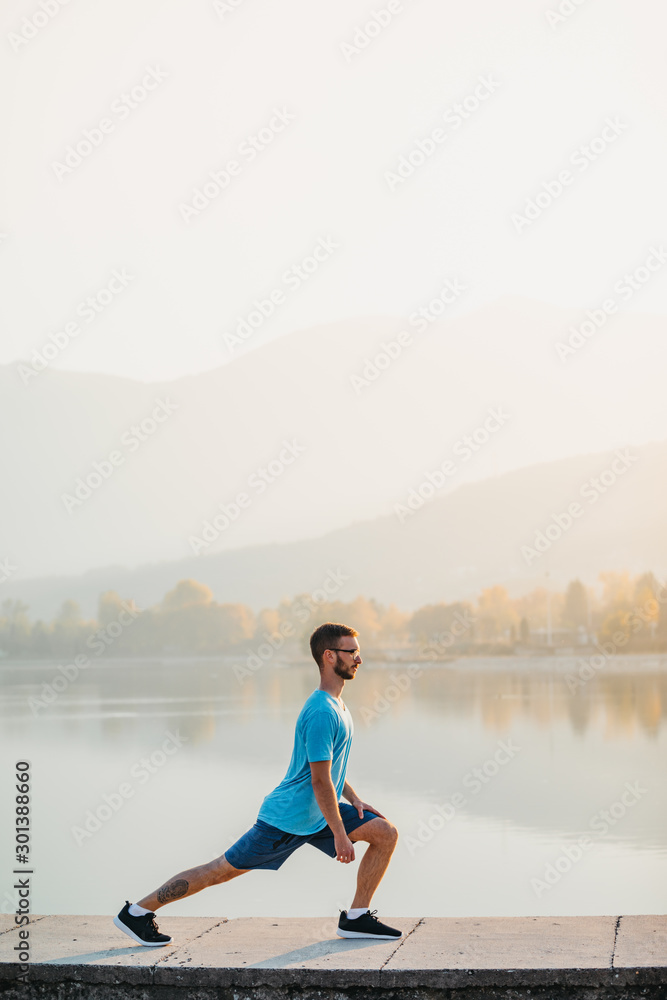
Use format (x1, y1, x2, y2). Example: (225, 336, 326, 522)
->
(113, 901, 173, 947)
(336, 908, 402, 940)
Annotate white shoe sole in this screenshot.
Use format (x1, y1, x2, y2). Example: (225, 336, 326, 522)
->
(113, 915, 172, 947)
(336, 927, 402, 940)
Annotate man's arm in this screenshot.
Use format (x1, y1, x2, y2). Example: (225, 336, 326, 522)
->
(310, 760, 355, 862)
(343, 779, 388, 820)
(310, 761, 346, 835)
(343, 780, 359, 804)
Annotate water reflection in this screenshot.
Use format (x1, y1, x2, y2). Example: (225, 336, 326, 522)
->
(3, 654, 666, 741)
(1, 654, 665, 918)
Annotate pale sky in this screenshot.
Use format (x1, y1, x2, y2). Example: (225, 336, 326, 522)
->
(1, 0, 666, 382)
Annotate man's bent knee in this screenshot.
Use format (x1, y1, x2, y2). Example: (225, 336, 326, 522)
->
(351, 817, 399, 846)
(382, 821, 399, 846)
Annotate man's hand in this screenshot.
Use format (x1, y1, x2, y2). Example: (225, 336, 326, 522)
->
(350, 796, 386, 820)
(334, 832, 355, 863)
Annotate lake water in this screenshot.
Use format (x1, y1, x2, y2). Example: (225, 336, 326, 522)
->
(1, 654, 666, 920)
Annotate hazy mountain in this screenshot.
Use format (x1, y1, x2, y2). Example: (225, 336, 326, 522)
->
(5, 439, 666, 622)
(2, 296, 666, 581)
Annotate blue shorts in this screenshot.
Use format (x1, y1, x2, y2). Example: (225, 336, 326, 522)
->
(224, 804, 380, 871)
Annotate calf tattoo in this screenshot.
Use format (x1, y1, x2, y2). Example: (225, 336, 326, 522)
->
(157, 879, 189, 903)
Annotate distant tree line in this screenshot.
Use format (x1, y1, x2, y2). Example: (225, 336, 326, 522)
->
(1, 571, 666, 660)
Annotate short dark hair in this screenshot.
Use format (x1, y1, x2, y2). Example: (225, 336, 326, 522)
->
(310, 622, 358, 669)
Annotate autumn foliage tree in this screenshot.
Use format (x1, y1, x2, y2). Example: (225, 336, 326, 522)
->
(1, 569, 666, 658)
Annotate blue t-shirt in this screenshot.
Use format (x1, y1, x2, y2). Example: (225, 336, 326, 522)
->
(257, 689, 354, 835)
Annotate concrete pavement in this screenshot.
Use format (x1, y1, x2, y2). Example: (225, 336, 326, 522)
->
(1, 913, 666, 997)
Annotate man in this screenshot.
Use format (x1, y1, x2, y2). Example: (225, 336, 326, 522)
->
(114, 621, 401, 946)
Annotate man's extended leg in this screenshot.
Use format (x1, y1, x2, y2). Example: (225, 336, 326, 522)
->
(348, 816, 399, 909)
(114, 853, 250, 946)
(137, 852, 250, 910)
